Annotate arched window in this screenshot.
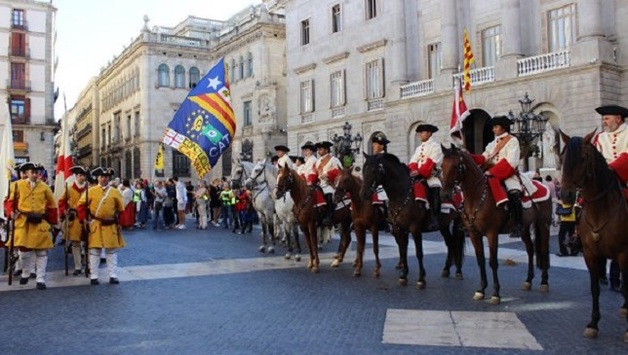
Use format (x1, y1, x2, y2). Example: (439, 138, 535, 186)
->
(133, 147, 141, 178)
(189, 66, 200, 88)
(174, 65, 185, 88)
(124, 150, 132, 179)
(247, 52, 253, 77)
(158, 64, 170, 87)
(239, 56, 245, 79)
(230, 59, 237, 83)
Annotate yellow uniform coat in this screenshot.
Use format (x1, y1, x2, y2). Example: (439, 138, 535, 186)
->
(58, 183, 87, 242)
(78, 185, 126, 249)
(7, 180, 57, 249)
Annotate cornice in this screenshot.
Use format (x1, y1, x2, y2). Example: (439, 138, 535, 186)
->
(357, 39, 388, 53)
(294, 63, 316, 74)
(322, 52, 350, 65)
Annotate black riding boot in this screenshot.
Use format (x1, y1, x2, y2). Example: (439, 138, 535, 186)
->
(322, 193, 334, 227)
(508, 190, 523, 238)
(428, 187, 441, 231)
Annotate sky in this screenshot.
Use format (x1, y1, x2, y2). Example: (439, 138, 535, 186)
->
(52, 0, 261, 119)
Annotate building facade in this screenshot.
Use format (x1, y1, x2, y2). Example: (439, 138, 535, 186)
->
(0, 0, 57, 171)
(283, 0, 624, 172)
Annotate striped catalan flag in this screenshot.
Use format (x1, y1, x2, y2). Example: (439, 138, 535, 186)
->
(463, 28, 475, 92)
(162, 58, 236, 178)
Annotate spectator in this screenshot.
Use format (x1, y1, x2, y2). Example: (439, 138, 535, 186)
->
(195, 181, 209, 230)
(219, 183, 235, 229)
(185, 181, 195, 214)
(555, 200, 576, 257)
(134, 180, 148, 229)
(236, 187, 254, 234)
(209, 178, 221, 227)
(163, 179, 177, 229)
(119, 179, 135, 230)
(174, 177, 187, 229)
(152, 180, 166, 230)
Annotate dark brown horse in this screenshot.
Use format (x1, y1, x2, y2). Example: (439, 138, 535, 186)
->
(333, 167, 384, 277)
(360, 153, 429, 287)
(440, 145, 552, 304)
(560, 130, 628, 341)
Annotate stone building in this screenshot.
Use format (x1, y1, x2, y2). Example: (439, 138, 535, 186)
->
(283, 0, 624, 172)
(0, 0, 57, 171)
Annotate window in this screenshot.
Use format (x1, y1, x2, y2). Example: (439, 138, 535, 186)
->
(189, 67, 200, 88)
(330, 70, 345, 107)
(365, 0, 377, 20)
(301, 19, 310, 46)
(482, 26, 502, 67)
(134, 111, 140, 137)
(101, 128, 106, 148)
(10, 97, 26, 123)
(239, 56, 245, 80)
(124, 151, 132, 179)
(174, 65, 185, 88)
(231, 59, 237, 83)
(300, 79, 315, 114)
(247, 53, 253, 77)
(243, 101, 252, 126)
(133, 147, 141, 178)
(13, 130, 24, 142)
(548, 4, 576, 52)
(157, 64, 170, 87)
(113, 112, 121, 142)
(12, 9, 24, 28)
(11, 33, 26, 56)
(365, 59, 384, 99)
(332, 5, 342, 33)
(11, 63, 25, 89)
(173, 150, 190, 177)
(427, 42, 441, 79)
(126, 115, 132, 140)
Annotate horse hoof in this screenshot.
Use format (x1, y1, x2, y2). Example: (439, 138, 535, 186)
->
(307, 262, 313, 269)
(258, 246, 266, 253)
(521, 282, 532, 291)
(398, 278, 408, 286)
(473, 292, 484, 301)
(311, 266, 319, 274)
(373, 271, 380, 278)
(539, 284, 549, 293)
(416, 281, 426, 289)
(295, 255, 302, 262)
(352, 261, 358, 267)
(353, 270, 361, 277)
(620, 307, 627, 318)
(268, 247, 275, 254)
(395, 263, 403, 270)
(284, 253, 291, 260)
(455, 273, 463, 280)
(441, 269, 450, 278)
(583, 327, 598, 339)
(330, 259, 340, 268)
(489, 296, 501, 305)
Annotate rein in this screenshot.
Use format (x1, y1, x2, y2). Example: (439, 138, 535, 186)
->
(275, 171, 312, 219)
(450, 153, 487, 234)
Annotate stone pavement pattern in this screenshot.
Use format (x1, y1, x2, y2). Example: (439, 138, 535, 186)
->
(1, 222, 626, 354)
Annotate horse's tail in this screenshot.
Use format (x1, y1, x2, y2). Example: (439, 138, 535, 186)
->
(534, 222, 549, 270)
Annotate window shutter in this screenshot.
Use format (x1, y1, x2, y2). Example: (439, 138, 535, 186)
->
(24, 98, 31, 122)
(341, 69, 346, 105)
(380, 58, 385, 98)
(311, 79, 315, 112)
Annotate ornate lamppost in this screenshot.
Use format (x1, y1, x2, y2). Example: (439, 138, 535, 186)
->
(507, 93, 548, 171)
(331, 121, 363, 168)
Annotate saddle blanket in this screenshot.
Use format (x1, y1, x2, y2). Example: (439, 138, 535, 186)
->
(488, 178, 550, 208)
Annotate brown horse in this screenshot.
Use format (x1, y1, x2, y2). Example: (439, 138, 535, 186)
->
(440, 145, 552, 304)
(559, 131, 628, 341)
(333, 167, 384, 277)
(360, 153, 429, 287)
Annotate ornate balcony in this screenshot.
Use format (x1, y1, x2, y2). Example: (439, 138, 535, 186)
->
(400, 79, 434, 99)
(518, 50, 571, 77)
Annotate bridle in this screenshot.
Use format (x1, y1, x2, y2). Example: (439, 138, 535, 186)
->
(444, 153, 487, 234)
(231, 164, 249, 189)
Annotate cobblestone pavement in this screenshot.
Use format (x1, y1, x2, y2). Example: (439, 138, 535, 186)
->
(1, 220, 626, 354)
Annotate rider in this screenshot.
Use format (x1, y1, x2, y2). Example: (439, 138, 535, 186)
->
(471, 115, 524, 238)
(408, 124, 443, 231)
(592, 105, 628, 187)
(301, 141, 318, 181)
(274, 145, 294, 169)
(371, 134, 389, 205)
(312, 141, 342, 226)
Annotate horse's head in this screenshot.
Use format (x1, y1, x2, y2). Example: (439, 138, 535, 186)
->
(360, 153, 384, 200)
(245, 161, 266, 189)
(440, 144, 465, 201)
(230, 159, 247, 189)
(559, 129, 598, 204)
(274, 164, 293, 199)
(334, 167, 355, 204)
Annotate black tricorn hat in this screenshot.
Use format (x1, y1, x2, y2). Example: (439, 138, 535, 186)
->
(415, 124, 439, 133)
(19, 162, 44, 172)
(300, 141, 316, 151)
(70, 166, 88, 175)
(490, 115, 513, 128)
(595, 105, 628, 119)
(371, 135, 390, 145)
(274, 145, 290, 152)
(91, 167, 115, 177)
(315, 141, 334, 150)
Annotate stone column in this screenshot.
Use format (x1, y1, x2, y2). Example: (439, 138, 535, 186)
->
(436, 0, 458, 92)
(577, 0, 603, 40)
(571, 0, 612, 65)
(390, 0, 408, 86)
(495, 0, 522, 81)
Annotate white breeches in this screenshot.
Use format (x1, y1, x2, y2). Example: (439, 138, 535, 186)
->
(89, 248, 118, 280)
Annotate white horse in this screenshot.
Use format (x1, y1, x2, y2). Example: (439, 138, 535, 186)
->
(231, 158, 276, 253)
(248, 160, 302, 261)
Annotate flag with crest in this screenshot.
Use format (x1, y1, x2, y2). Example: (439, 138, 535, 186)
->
(463, 28, 475, 92)
(0, 103, 16, 220)
(162, 58, 235, 178)
(449, 78, 471, 146)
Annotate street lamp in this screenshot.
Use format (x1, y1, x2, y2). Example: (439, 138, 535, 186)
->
(507, 93, 548, 171)
(331, 121, 363, 167)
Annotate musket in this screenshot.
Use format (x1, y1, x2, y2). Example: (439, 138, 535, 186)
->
(63, 182, 69, 276)
(83, 185, 90, 278)
(7, 182, 18, 285)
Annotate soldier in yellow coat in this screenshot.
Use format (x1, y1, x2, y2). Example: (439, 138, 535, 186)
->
(77, 167, 125, 285)
(58, 166, 89, 276)
(5, 162, 58, 290)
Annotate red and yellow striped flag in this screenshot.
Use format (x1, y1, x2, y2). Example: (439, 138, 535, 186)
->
(463, 29, 475, 92)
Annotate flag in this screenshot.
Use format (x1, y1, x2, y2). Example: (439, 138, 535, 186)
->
(463, 28, 475, 92)
(54, 108, 75, 201)
(154, 143, 164, 171)
(162, 58, 235, 178)
(0, 103, 16, 220)
(449, 79, 471, 146)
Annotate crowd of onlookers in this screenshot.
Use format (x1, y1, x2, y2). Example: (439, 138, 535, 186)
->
(110, 176, 257, 234)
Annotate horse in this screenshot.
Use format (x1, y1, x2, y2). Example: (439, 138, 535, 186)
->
(437, 195, 467, 280)
(231, 158, 276, 253)
(359, 153, 429, 287)
(439, 145, 552, 305)
(559, 130, 628, 341)
(247, 160, 302, 261)
(333, 167, 384, 277)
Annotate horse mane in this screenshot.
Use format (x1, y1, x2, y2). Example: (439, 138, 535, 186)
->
(378, 153, 410, 174)
(564, 136, 614, 184)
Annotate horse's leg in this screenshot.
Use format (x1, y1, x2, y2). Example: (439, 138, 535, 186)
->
(520, 223, 534, 291)
(583, 253, 601, 338)
(469, 232, 488, 300)
(371, 223, 381, 278)
(292, 223, 302, 262)
(452, 216, 465, 280)
(439, 213, 454, 278)
(620, 259, 628, 342)
(283, 221, 293, 260)
(267, 217, 275, 254)
(537, 219, 551, 292)
(258, 216, 267, 253)
(393, 230, 409, 286)
(309, 222, 320, 273)
(412, 230, 426, 289)
(487, 232, 501, 304)
(352, 223, 366, 277)
(303, 225, 314, 270)
(331, 221, 351, 267)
